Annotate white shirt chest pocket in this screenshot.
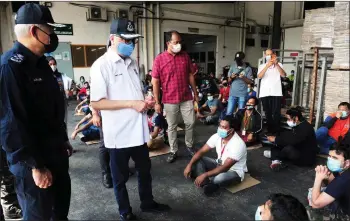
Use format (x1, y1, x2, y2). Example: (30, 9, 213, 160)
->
(108, 71, 127, 97)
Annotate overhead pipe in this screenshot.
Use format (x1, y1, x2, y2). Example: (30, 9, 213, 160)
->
(137, 16, 247, 29)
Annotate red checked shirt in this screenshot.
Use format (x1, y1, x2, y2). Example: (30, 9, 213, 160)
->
(152, 51, 194, 104)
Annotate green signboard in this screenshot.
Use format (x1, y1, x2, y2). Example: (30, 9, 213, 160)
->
(54, 24, 73, 36)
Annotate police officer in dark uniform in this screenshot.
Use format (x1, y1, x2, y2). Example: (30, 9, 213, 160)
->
(0, 3, 73, 220)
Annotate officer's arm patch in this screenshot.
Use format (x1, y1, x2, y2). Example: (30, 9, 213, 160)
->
(10, 54, 25, 63)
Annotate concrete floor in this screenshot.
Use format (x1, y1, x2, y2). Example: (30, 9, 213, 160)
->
(66, 102, 326, 220)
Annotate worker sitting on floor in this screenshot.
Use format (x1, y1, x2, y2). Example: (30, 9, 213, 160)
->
(233, 96, 262, 145)
(316, 102, 350, 154)
(197, 92, 222, 125)
(75, 93, 90, 115)
(71, 110, 100, 142)
(264, 106, 318, 171)
(183, 116, 247, 196)
(147, 109, 168, 150)
(309, 143, 350, 220)
(255, 193, 309, 220)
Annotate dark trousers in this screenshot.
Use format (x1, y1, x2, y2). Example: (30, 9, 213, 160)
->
(109, 144, 153, 216)
(191, 157, 241, 187)
(271, 145, 300, 162)
(99, 129, 110, 175)
(261, 96, 282, 134)
(12, 147, 71, 220)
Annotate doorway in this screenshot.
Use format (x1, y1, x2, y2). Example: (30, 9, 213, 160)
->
(164, 32, 217, 75)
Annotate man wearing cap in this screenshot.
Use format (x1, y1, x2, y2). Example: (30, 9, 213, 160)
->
(226, 51, 254, 116)
(90, 18, 171, 221)
(0, 3, 72, 220)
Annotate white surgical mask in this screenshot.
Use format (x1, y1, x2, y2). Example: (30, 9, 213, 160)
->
(265, 55, 271, 62)
(255, 206, 262, 220)
(50, 65, 57, 72)
(287, 120, 297, 127)
(208, 96, 214, 101)
(341, 111, 349, 118)
(171, 43, 181, 53)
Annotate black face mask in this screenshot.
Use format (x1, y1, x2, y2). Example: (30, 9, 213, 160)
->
(223, 83, 228, 87)
(236, 59, 244, 67)
(34, 27, 59, 53)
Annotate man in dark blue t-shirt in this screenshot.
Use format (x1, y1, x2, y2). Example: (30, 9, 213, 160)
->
(311, 143, 350, 219)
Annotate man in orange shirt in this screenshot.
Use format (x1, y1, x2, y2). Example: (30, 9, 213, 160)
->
(316, 102, 350, 154)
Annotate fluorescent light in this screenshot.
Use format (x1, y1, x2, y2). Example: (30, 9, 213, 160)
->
(98, 47, 105, 50)
(91, 49, 96, 52)
(195, 41, 203, 44)
(76, 47, 81, 50)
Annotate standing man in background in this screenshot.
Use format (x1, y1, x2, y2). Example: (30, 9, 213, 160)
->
(90, 18, 170, 221)
(0, 3, 72, 220)
(152, 31, 199, 163)
(226, 51, 254, 116)
(258, 49, 286, 134)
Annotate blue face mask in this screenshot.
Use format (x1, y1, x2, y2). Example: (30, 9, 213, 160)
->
(217, 128, 230, 138)
(327, 157, 343, 173)
(341, 111, 349, 118)
(255, 206, 262, 220)
(117, 42, 134, 57)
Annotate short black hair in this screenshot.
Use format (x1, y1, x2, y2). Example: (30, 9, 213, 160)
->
(330, 142, 350, 160)
(268, 193, 309, 221)
(46, 56, 56, 64)
(338, 102, 350, 110)
(80, 76, 85, 81)
(286, 106, 304, 121)
(247, 96, 259, 106)
(165, 30, 181, 43)
(221, 115, 239, 130)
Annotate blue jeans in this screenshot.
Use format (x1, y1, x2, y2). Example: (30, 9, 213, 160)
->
(316, 127, 336, 154)
(226, 96, 246, 116)
(109, 144, 154, 216)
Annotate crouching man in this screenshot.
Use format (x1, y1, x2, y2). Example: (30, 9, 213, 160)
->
(183, 116, 247, 195)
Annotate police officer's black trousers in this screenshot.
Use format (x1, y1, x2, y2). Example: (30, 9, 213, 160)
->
(12, 146, 71, 220)
(109, 144, 154, 216)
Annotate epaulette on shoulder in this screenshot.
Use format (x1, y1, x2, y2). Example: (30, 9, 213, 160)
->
(9, 53, 25, 64)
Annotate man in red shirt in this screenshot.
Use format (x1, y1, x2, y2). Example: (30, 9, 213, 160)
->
(218, 78, 230, 107)
(316, 102, 350, 154)
(152, 31, 199, 163)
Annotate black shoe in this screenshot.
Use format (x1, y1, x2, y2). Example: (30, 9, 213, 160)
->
(120, 212, 137, 221)
(203, 183, 219, 196)
(167, 152, 177, 163)
(141, 201, 172, 213)
(102, 173, 113, 188)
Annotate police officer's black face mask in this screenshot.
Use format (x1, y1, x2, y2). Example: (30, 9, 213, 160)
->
(33, 26, 59, 53)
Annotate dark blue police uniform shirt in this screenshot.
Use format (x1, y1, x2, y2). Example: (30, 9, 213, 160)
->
(0, 42, 68, 174)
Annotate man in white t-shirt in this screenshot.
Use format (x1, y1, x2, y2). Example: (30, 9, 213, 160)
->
(90, 18, 170, 221)
(258, 49, 286, 134)
(183, 116, 247, 195)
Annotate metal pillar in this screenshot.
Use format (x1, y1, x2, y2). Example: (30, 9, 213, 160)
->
(315, 57, 327, 130)
(271, 1, 282, 50)
(308, 48, 319, 124)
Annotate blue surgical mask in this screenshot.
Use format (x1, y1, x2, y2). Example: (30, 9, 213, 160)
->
(208, 96, 213, 101)
(217, 128, 229, 138)
(255, 206, 262, 220)
(327, 157, 343, 173)
(247, 88, 251, 92)
(266, 55, 271, 62)
(117, 42, 134, 57)
(341, 111, 349, 118)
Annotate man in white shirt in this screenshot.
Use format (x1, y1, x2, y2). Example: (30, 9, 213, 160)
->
(258, 49, 286, 134)
(90, 18, 170, 221)
(183, 116, 247, 195)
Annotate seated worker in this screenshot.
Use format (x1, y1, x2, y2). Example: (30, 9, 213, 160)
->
(265, 106, 318, 171)
(255, 193, 309, 220)
(316, 102, 350, 154)
(77, 81, 89, 101)
(218, 78, 230, 107)
(234, 96, 262, 145)
(71, 110, 100, 142)
(310, 143, 350, 219)
(183, 116, 247, 195)
(75, 93, 91, 115)
(197, 92, 222, 124)
(147, 109, 168, 150)
(145, 87, 156, 108)
(247, 83, 257, 100)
